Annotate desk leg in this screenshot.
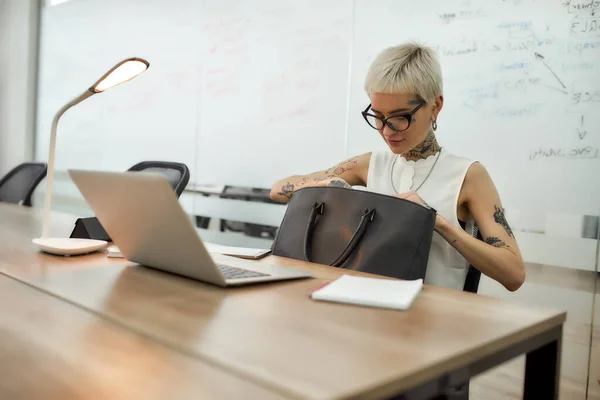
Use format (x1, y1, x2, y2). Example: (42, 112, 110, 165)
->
(523, 326, 562, 400)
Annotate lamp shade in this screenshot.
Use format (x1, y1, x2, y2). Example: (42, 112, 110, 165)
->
(91, 58, 149, 93)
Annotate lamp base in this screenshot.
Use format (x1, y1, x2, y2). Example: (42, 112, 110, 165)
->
(32, 238, 108, 256)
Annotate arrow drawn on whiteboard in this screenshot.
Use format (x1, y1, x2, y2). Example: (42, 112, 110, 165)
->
(528, 76, 569, 94)
(534, 52, 566, 89)
(577, 115, 587, 140)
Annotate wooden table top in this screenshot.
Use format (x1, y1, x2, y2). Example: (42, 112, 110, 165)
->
(0, 273, 285, 400)
(0, 203, 567, 399)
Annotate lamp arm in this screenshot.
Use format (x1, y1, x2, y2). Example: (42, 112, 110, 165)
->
(41, 89, 96, 237)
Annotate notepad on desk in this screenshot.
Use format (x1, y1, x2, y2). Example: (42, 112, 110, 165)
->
(310, 275, 423, 310)
(106, 243, 271, 260)
(203, 242, 271, 259)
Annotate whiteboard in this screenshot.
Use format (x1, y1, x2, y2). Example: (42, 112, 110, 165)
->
(36, 0, 201, 174)
(195, 0, 352, 187)
(36, 0, 600, 219)
(36, 0, 352, 189)
(348, 0, 600, 216)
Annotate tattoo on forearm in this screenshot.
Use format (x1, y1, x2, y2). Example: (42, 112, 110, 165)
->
(493, 205, 514, 237)
(295, 156, 359, 192)
(331, 156, 359, 176)
(277, 182, 295, 199)
(485, 236, 509, 248)
(327, 179, 352, 189)
(314, 174, 335, 184)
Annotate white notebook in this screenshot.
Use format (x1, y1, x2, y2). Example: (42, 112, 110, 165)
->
(310, 275, 423, 310)
(202, 242, 271, 259)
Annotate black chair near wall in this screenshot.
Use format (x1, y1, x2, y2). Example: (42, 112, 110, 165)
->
(0, 162, 47, 207)
(70, 161, 190, 241)
(463, 223, 483, 294)
(126, 161, 190, 197)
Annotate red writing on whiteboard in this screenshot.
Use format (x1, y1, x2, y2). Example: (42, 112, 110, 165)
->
(267, 104, 313, 124)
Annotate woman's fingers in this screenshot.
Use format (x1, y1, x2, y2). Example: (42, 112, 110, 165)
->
(395, 190, 416, 199)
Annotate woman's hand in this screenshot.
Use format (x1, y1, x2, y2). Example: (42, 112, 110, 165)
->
(394, 191, 445, 230)
(394, 191, 431, 208)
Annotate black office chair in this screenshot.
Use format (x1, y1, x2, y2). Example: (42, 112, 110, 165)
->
(127, 161, 190, 197)
(0, 162, 47, 207)
(463, 222, 483, 294)
(70, 161, 190, 241)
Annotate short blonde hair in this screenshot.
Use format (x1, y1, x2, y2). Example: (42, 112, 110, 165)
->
(364, 42, 443, 104)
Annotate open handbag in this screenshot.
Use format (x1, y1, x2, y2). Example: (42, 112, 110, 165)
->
(271, 187, 437, 280)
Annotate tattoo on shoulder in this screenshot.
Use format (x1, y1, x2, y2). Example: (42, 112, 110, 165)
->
(327, 179, 352, 189)
(485, 236, 509, 248)
(277, 182, 295, 200)
(493, 205, 514, 237)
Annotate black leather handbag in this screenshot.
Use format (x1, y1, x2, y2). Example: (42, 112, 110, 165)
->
(271, 187, 437, 280)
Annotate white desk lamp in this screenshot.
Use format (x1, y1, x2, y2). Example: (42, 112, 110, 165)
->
(33, 57, 149, 255)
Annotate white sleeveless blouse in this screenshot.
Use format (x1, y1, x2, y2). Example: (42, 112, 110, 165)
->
(366, 150, 476, 291)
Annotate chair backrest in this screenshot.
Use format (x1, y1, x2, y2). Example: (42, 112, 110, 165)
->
(127, 161, 190, 197)
(463, 221, 483, 294)
(0, 162, 48, 207)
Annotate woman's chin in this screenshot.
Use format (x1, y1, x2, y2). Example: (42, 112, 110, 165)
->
(386, 140, 408, 153)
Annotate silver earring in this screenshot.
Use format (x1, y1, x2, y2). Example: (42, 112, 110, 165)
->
(432, 120, 438, 131)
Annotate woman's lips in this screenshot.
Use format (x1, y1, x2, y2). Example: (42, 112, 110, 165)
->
(387, 138, 405, 146)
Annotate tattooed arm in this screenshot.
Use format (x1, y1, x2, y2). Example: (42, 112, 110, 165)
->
(434, 163, 526, 291)
(269, 153, 371, 203)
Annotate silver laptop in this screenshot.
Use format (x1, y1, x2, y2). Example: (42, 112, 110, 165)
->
(68, 169, 312, 287)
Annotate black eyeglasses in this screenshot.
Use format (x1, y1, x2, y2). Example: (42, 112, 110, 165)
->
(361, 101, 425, 132)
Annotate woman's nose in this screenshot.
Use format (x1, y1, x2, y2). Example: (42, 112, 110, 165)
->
(382, 124, 397, 137)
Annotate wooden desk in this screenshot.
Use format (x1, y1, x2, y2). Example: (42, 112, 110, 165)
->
(0, 203, 566, 399)
(0, 274, 284, 399)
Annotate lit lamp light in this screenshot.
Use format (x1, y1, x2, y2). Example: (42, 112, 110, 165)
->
(33, 57, 149, 255)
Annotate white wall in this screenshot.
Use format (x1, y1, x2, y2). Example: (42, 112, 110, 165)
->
(29, 0, 600, 270)
(0, 0, 39, 177)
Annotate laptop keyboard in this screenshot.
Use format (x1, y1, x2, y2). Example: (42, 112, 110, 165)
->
(216, 264, 270, 280)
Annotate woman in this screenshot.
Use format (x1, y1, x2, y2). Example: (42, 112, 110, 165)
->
(270, 42, 525, 292)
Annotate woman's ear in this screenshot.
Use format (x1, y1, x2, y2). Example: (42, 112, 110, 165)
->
(431, 95, 444, 121)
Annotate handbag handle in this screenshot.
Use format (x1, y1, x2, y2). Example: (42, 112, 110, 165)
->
(303, 202, 376, 267)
